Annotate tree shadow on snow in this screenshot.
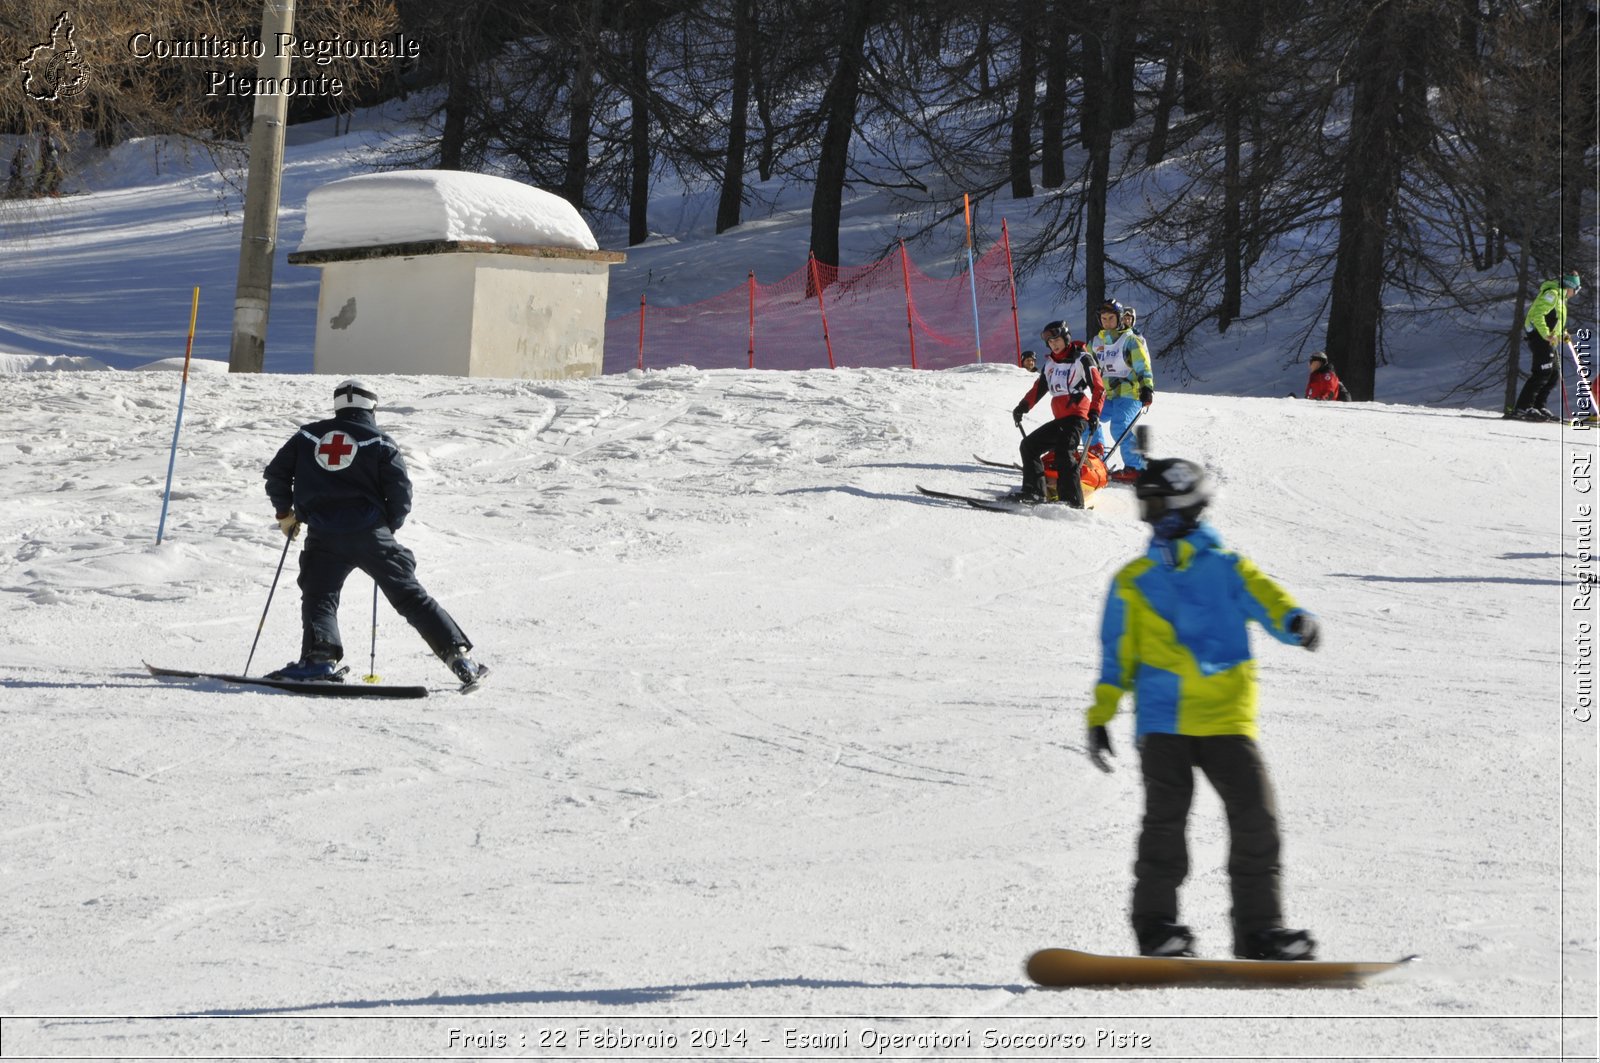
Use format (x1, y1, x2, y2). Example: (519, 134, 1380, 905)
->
(187, 976, 1028, 1016)
(1331, 572, 1564, 587)
(779, 485, 1002, 510)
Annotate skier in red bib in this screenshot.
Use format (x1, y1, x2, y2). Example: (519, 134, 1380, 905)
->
(1011, 322, 1105, 508)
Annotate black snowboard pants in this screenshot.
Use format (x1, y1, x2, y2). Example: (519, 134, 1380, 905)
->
(1514, 329, 1560, 412)
(1131, 733, 1284, 945)
(1019, 415, 1087, 507)
(296, 526, 470, 664)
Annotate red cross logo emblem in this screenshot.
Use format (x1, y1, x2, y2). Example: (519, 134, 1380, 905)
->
(315, 431, 357, 472)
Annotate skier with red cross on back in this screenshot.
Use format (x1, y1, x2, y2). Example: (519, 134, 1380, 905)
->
(263, 379, 487, 687)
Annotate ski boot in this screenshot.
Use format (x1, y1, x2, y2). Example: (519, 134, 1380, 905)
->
(446, 648, 489, 688)
(266, 659, 343, 682)
(1135, 918, 1196, 958)
(1235, 927, 1317, 961)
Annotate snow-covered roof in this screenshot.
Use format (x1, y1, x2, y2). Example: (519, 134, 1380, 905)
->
(296, 170, 598, 254)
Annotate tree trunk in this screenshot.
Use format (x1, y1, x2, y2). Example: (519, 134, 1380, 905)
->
(716, 0, 754, 233)
(1560, 6, 1597, 269)
(1039, 1, 1070, 188)
(1009, 6, 1038, 200)
(1082, 13, 1112, 336)
(439, 45, 471, 170)
(562, 40, 596, 210)
(1325, 1, 1417, 402)
(1180, 22, 1211, 114)
(1108, 8, 1136, 130)
(1507, 232, 1532, 412)
(1146, 35, 1181, 166)
(628, 21, 651, 246)
(809, 0, 874, 268)
(1078, 17, 1103, 148)
(1220, 101, 1242, 329)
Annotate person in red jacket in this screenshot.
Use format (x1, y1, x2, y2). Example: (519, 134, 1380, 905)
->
(1304, 352, 1350, 401)
(1011, 322, 1105, 508)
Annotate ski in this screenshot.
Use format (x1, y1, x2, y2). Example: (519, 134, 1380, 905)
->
(974, 454, 1023, 470)
(144, 662, 429, 699)
(916, 484, 1030, 513)
(1025, 947, 1417, 989)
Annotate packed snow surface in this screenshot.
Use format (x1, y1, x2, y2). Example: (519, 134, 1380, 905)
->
(0, 364, 1593, 1060)
(297, 169, 599, 253)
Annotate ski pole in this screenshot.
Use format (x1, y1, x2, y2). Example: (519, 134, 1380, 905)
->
(365, 581, 380, 683)
(156, 286, 200, 545)
(243, 527, 297, 676)
(1103, 407, 1145, 465)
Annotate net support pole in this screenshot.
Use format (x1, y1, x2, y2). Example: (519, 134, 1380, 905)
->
(963, 193, 983, 364)
(810, 252, 837, 369)
(899, 241, 919, 370)
(636, 293, 646, 371)
(747, 271, 756, 369)
(1002, 218, 1023, 365)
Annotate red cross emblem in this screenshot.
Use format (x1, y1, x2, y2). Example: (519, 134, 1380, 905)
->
(315, 430, 357, 471)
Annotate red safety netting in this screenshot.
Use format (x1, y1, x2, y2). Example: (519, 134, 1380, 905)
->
(603, 224, 1024, 374)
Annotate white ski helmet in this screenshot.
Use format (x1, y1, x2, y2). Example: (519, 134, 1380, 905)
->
(333, 379, 377, 412)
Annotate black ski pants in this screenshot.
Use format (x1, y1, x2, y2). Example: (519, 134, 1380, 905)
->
(1131, 733, 1284, 945)
(1515, 329, 1560, 412)
(296, 526, 470, 663)
(1019, 414, 1087, 507)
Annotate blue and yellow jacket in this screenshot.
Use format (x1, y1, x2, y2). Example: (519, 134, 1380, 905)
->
(1088, 524, 1310, 739)
(1091, 328, 1154, 401)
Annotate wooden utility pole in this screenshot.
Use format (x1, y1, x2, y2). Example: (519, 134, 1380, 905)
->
(228, 0, 296, 373)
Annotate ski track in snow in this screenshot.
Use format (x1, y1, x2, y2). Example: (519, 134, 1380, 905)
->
(0, 366, 1592, 1061)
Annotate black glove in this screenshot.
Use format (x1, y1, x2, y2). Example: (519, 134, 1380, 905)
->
(1139, 385, 1154, 407)
(1012, 403, 1027, 428)
(1088, 416, 1100, 437)
(1289, 613, 1320, 651)
(1089, 725, 1115, 773)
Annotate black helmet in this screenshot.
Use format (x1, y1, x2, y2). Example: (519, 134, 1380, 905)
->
(1135, 458, 1211, 527)
(1098, 299, 1124, 319)
(1040, 320, 1070, 343)
(1308, 351, 1328, 366)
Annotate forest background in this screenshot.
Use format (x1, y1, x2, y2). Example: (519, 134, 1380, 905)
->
(1, 0, 1594, 405)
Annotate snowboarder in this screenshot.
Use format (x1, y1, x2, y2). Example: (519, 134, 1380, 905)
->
(1304, 352, 1351, 401)
(1510, 272, 1581, 421)
(1085, 455, 1321, 961)
(263, 379, 488, 687)
(1011, 322, 1104, 508)
(1090, 300, 1154, 483)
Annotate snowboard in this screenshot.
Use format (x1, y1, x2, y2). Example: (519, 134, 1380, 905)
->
(144, 662, 429, 699)
(1025, 947, 1415, 989)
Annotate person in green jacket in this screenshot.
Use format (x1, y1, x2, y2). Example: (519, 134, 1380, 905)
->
(1086, 457, 1322, 961)
(1510, 272, 1581, 421)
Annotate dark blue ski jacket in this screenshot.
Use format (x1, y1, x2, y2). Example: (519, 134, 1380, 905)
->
(264, 408, 412, 534)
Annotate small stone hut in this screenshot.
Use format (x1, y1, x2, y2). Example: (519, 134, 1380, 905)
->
(288, 170, 625, 379)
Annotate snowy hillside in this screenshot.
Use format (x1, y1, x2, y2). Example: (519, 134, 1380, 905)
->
(0, 98, 1565, 405)
(1, 366, 1593, 1059)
